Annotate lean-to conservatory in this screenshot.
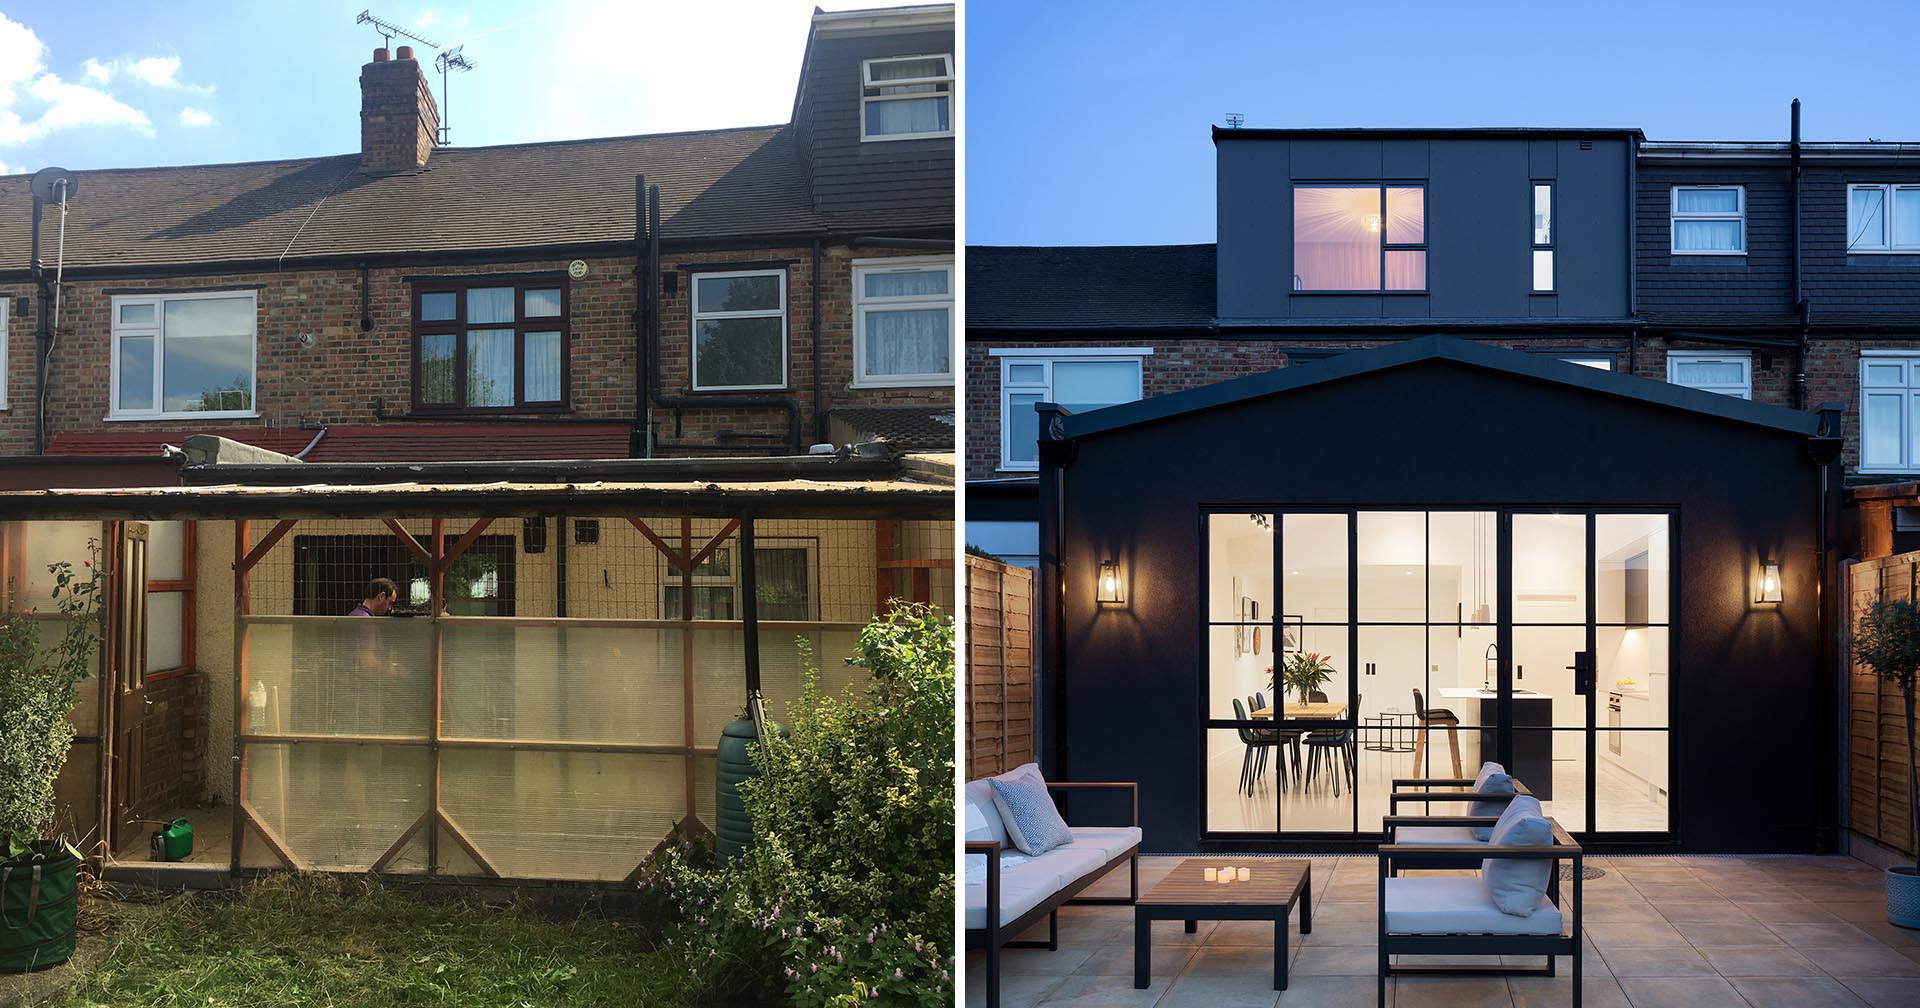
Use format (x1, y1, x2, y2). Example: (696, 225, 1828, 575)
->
(1, 445, 953, 884)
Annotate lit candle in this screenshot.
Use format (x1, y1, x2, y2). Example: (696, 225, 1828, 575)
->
(1237, 867, 1251, 882)
(1203, 867, 1217, 882)
(1219, 869, 1233, 884)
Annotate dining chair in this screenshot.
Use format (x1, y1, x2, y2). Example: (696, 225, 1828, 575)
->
(1253, 691, 1303, 788)
(1305, 692, 1359, 796)
(1232, 697, 1280, 796)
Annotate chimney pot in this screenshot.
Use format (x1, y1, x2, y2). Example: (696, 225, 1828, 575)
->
(373, 47, 390, 62)
(396, 45, 414, 61)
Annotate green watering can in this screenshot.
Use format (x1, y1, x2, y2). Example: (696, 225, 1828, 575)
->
(130, 818, 193, 862)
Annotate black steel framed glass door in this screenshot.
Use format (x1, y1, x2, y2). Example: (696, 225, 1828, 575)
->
(1202, 507, 1673, 843)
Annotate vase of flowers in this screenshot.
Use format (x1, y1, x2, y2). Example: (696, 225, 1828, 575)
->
(1273, 652, 1335, 706)
(1, 545, 105, 973)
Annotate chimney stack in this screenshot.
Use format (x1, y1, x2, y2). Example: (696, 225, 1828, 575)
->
(359, 47, 439, 174)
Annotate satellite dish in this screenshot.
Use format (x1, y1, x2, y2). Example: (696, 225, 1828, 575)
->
(30, 167, 79, 204)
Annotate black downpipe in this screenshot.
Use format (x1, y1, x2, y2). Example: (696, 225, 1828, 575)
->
(31, 196, 50, 455)
(1791, 99, 1809, 411)
(634, 176, 803, 456)
(555, 514, 569, 619)
(359, 262, 373, 332)
(740, 517, 761, 695)
(811, 238, 826, 445)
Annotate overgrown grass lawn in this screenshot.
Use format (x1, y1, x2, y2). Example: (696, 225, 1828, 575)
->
(51, 875, 695, 1008)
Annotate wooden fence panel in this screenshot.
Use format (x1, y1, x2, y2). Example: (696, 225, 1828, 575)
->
(965, 555, 1035, 779)
(1847, 554, 1918, 857)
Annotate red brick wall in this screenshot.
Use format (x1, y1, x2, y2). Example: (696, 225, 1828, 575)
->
(0, 244, 951, 458)
(964, 334, 1920, 481)
(142, 671, 207, 811)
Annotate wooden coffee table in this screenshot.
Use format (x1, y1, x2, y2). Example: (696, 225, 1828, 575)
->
(1135, 858, 1311, 990)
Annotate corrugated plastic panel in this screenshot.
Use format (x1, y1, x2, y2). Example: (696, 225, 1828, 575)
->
(439, 623, 682, 745)
(438, 749, 683, 881)
(242, 743, 431, 872)
(242, 619, 432, 738)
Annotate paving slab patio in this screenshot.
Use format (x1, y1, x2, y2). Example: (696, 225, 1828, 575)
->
(966, 855, 1918, 1008)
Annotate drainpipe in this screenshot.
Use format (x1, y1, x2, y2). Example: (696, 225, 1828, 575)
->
(811, 238, 826, 445)
(1791, 99, 1809, 412)
(633, 176, 802, 456)
(1035, 402, 1077, 778)
(1810, 403, 1845, 852)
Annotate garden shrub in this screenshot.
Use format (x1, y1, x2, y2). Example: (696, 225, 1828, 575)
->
(1, 545, 105, 861)
(654, 602, 955, 1006)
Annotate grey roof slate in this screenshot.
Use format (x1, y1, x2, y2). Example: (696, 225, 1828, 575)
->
(965, 244, 1216, 331)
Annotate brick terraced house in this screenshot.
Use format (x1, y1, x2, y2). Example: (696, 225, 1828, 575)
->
(0, 5, 956, 882)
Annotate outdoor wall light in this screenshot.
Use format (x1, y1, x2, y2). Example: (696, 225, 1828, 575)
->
(1096, 560, 1125, 605)
(1756, 562, 1783, 604)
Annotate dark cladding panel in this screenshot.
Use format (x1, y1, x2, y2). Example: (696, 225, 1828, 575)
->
(1381, 140, 1429, 179)
(1216, 139, 1294, 319)
(1427, 140, 1530, 318)
(1288, 140, 1385, 179)
(1529, 140, 1558, 178)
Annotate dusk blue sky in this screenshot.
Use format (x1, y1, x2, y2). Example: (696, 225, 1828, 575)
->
(0, 1, 885, 178)
(967, 0, 1920, 246)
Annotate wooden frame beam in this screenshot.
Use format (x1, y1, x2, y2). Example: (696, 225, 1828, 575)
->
(236, 519, 299, 575)
(238, 799, 310, 871)
(436, 809, 501, 877)
(384, 519, 434, 566)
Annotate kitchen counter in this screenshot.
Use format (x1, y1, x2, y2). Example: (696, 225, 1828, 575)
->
(1434, 688, 1554, 799)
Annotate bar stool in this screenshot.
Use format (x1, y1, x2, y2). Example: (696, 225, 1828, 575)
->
(1412, 688, 1463, 778)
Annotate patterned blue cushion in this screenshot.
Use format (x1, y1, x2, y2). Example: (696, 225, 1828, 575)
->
(988, 771, 1073, 856)
(1467, 763, 1516, 840)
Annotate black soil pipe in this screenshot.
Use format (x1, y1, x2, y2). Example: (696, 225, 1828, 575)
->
(1791, 99, 1809, 411)
(741, 517, 761, 694)
(811, 238, 825, 445)
(555, 514, 568, 619)
(634, 175, 802, 456)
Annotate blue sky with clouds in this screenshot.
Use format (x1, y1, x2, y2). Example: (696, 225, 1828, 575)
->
(0, 1, 883, 178)
(967, 0, 1920, 246)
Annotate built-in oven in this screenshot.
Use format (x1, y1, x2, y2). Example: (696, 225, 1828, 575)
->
(1607, 692, 1623, 755)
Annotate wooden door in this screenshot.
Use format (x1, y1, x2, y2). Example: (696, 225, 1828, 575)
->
(108, 522, 156, 850)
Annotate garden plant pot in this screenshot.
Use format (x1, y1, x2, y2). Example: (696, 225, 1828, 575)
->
(0, 845, 79, 974)
(1890, 865, 1920, 930)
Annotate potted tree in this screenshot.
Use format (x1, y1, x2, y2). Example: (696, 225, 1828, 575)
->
(0, 545, 104, 973)
(1852, 598, 1920, 929)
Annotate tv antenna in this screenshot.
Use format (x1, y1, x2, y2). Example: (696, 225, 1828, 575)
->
(435, 46, 477, 145)
(355, 9, 438, 51)
(1224, 112, 1245, 129)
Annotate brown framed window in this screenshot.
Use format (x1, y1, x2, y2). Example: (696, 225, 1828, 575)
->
(411, 279, 569, 411)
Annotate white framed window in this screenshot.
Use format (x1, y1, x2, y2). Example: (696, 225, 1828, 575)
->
(110, 291, 258, 420)
(0, 296, 9, 410)
(1666, 350, 1752, 399)
(690, 270, 786, 391)
(992, 348, 1151, 471)
(1861, 353, 1920, 473)
(1670, 186, 1746, 254)
(852, 256, 952, 388)
(860, 54, 953, 141)
(1847, 184, 1920, 253)
(659, 539, 819, 620)
(1532, 183, 1555, 292)
(1560, 355, 1613, 371)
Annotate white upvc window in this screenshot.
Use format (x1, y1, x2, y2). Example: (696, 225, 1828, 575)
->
(690, 270, 787, 391)
(992, 348, 1151, 471)
(1666, 350, 1752, 399)
(109, 291, 258, 420)
(0, 297, 9, 410)
(852, 256, 953, 388)
(860, 54, 953, 141)
(1670, 186, 1746, 254)
(1847, 184, 1920, 253)
(1861, 353, 1920, 473)
(1560, 355, 1613, 371)
(658, 538, 819, 620)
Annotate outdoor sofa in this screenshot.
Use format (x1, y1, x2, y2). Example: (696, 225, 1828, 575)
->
(964, 764, 1140, 1008)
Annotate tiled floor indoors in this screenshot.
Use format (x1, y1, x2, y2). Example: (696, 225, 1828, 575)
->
(966, 854, 1920, 1008)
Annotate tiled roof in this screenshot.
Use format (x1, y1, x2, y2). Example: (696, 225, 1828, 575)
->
(965, 244, 1216, 331)
(47, 422, 633, 463)
(0, 126, 871, 271)
(826, 406, 955, 451)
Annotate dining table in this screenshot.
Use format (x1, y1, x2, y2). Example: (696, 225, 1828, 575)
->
(1250, 702, 1348, 720)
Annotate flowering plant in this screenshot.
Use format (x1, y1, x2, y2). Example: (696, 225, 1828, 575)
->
(651, 602, 954, 1006)
(1275, 651, 1336, 705)
(1, 542, 105, 862)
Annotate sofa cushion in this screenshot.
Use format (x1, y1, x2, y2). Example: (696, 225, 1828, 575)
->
(963, 857, 1068, 930)
(1482, 801, 1554, 916)
(964, 797, 1002, 879)
(962, 844, 1111, 930)
(1467, 763, 1516, 840)
(991, 770, 1073, 856)
(1061, 826, 1142, 863)
(1384, 877, 1562, 936)
(964, 778, 1012, 848)
(1392, 825, 1481, 846)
